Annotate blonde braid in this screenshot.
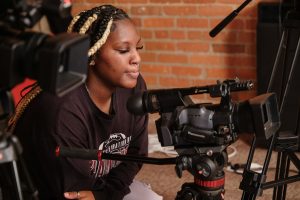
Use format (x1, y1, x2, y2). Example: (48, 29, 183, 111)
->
(67, 5, 129, 65)
(79, 14, 98, 34)
(88, 18, 113, 57)
(67, 15, 81, 33)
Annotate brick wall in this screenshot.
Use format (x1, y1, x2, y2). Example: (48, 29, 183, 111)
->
(72, 0, 278, 101)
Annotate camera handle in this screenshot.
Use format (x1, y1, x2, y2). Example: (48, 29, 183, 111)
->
(57, 146, 228, 200)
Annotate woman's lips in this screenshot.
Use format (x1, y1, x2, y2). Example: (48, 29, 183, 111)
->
(126, 71, 139, 79)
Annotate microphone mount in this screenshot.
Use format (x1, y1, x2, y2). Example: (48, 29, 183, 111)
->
(209, 0, 253, 37)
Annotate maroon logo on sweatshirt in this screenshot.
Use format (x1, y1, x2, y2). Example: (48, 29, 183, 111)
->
(90, 133, 131, 177)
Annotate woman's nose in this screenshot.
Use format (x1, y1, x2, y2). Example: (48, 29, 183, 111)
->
(131, 49, 141, 66)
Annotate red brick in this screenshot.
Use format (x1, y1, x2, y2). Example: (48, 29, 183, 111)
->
(189, 55, 224, 66)
(170, 31, 186, 40)
(140, 52, 157, 62)
(144, 18, 174, 28)
(145, 41, 176, 51)
(177, 18, 209, 28)
(149, 0, 181, 3)
(213, 44, 245, 53)
(115, 0, 148, 3)
(198, 5, 234, 17)
(163, 6, 198, 16)
(155, 30, 169, 39)
(246, 19, 257, 30)
(236, 67, 257, 80)
(209, 31, 238, 43)
(171, 66, 202, 77)
(140, 30, 153, 39)
(246, 44, 256, 55)
(71, 4, 94, 15)
(187, 31, 210, 41)
(132, 18, 142, 27)
(206, 68, 237, 79)
(238, 31, 255, 44)
(142, 75, 158, 86)
(158, 54, 188, 64)
(183, 0, 215, 3)
(141, 64, 171, 74)
(177, 42, 210, 52)
(159, 77, 191, 88)
(131, 6, 162, 15)
(84, 0, 115, 3)
(189, 55, 255, 68)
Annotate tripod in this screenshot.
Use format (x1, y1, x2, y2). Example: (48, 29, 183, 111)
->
(239, 1, 300, 199)
(0, 90, 38, 200)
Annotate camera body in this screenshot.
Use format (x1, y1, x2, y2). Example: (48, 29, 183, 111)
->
(128, 79, 281, 149)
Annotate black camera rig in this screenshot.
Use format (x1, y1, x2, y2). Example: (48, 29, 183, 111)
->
(58, 78, 281, 200)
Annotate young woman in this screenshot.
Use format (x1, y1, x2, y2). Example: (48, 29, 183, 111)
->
(11, 5, 162, 200)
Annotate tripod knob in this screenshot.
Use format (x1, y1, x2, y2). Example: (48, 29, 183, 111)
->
(175, 156, 191, 178)
(196, 164, 211, 178)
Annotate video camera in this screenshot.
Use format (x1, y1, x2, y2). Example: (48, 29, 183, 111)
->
(127, 79, 280, 149)
(0, 0, 89, 97)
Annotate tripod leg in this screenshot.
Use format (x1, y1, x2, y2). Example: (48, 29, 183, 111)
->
(282, 157, 290, 200)
(267, 26, 288, 94)
(12, 160, 24, 200)
(273, 152, 290, 200)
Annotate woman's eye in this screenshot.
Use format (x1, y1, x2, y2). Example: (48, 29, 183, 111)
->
(137, 46, 144, 50)
(118, 49, 129, 54)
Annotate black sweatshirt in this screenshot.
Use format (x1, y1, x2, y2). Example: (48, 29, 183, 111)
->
(14, 75, 148, 200)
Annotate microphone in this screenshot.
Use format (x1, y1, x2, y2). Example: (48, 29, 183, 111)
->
(209, 0, 252, 37)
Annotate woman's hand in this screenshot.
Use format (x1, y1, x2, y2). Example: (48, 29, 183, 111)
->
(64, 191, 95, 200)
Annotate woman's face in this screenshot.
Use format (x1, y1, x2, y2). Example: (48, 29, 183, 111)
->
(93, 19, 143, 89)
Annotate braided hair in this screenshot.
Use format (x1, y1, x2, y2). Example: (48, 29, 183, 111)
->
(67, 5, 130, 65)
